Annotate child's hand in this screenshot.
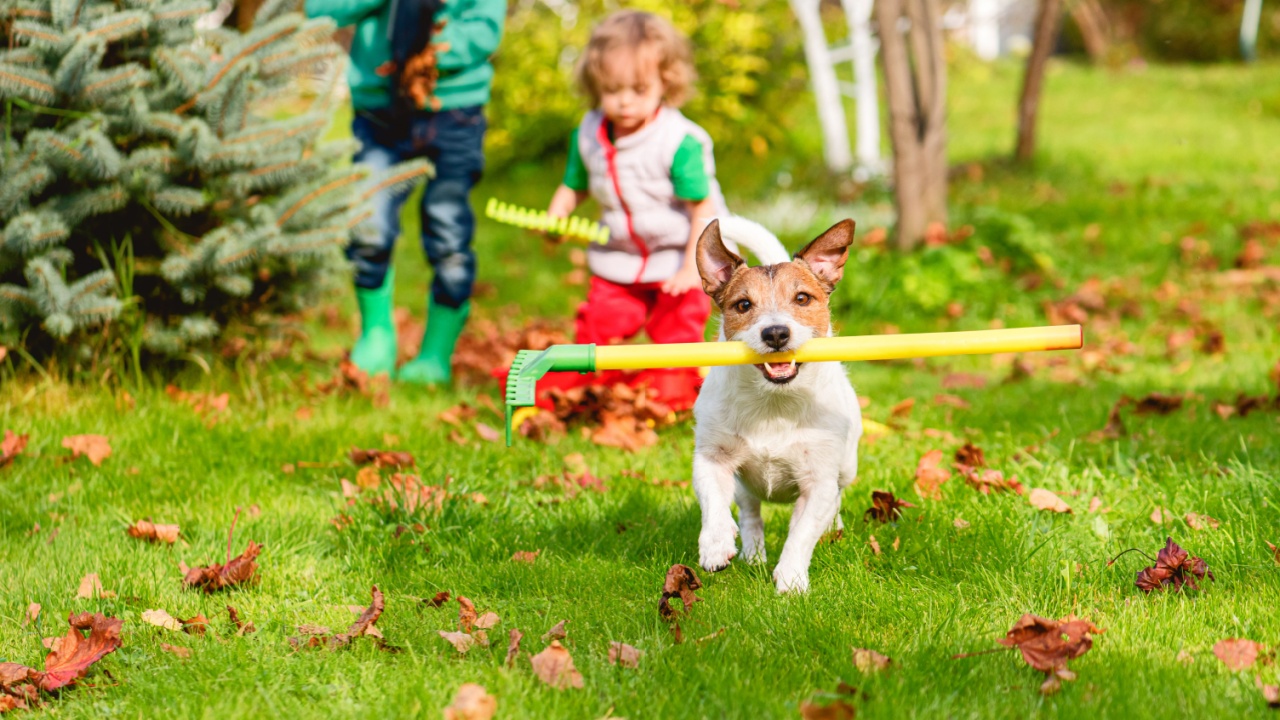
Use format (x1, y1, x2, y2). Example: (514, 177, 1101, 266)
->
(661, 265, 702, 295)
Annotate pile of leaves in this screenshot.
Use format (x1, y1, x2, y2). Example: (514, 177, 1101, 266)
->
(0, 613, 122, 711)
(452, 316, 570, 386)
(542, 382, 682, 452)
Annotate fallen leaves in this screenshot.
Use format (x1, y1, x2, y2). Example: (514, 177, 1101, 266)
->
(61, 435, 111, 466)
(852, 647, 892, 673)
(1213, 639, 1266, 671)
(658, 564, 702, 620)
(127, 520, 180, 544)
(607, 642, 642, 668)
(183, 541, 262, 592)
(1028, 488, 1072, 513)
(511, 550, 540, 564)
(1268, 541, 1279, 566)
(1, 430, 28, 468)
(1185, 512, 1220, 531)
(453, 316, 571, 386)
(1132, 537, 1215, 592)
(541, 620, 567, 642)
(348, 447, 415, 469)
(164, 385, 230, 424)
(863, 490, 915, 523)
(964, 469, 1025, 496)
(545, 383, 677, 452)
(437, 596, 495, 654)
(443, 683, 497, 720)
(914, 450, 951, 500)
(0, 612, 123, 703)
(290, 587, 387, 650)
(997, 614, 1102, 694)
(75, 573, 114, 600)
(141, 609, 183, 632)
(530, 641, 584, 689)
(505, 628, 524, 668)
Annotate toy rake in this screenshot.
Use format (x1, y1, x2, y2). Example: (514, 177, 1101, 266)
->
(502, 324, 1083, 444)
(485, 198, 610, 245)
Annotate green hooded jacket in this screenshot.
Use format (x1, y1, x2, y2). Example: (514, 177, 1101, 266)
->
(304, 0, 506, 111)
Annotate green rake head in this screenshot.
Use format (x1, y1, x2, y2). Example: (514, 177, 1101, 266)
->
(504, 344, 596, 446)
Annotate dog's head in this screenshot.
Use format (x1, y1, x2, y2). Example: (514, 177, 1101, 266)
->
(696, 218, 855, 386)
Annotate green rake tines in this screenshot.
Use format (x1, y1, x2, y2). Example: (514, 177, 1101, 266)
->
(485, 198, 611, 245)
(503, 345, 597, 445)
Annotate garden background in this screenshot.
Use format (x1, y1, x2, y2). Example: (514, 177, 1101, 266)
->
(3, 0, 1280, 717)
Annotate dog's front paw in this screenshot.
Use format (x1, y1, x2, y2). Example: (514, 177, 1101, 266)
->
(699, 528, 738, 572)
(773, 564, 809, 594)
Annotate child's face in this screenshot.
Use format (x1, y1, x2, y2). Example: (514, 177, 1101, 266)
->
(598, 49, 665, 133)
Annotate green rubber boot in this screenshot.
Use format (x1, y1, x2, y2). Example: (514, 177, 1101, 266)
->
(349, 269, 398, 379)
(398, 298, 470, 386)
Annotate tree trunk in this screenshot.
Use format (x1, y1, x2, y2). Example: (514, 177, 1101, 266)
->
(1015, 0, 1062, 163)
(1069, 0, 1109, 63)
(876, 0, 948, 250)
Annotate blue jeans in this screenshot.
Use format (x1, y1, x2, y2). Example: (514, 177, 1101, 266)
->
(348, 105, 486, 308)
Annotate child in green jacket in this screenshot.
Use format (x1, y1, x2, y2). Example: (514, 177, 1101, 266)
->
(305, 0, 507, 384)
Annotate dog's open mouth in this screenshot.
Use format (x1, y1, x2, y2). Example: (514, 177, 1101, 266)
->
(756, 360, 801, 384)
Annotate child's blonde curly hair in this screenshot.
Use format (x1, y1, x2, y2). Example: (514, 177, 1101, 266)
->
(574, 10, 696, 108)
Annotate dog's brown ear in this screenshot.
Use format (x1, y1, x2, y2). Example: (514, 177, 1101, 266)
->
(696, 219, 744, 300)
(795, 219, 855, 292)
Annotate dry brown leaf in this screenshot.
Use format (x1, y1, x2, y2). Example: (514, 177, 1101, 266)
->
(348, 447, 415, 469)
(141, 609, 183, 632)
(1150, 507, 1173, 525)
(1134, 393, 1183, 415)
(1177, 649, 1195, 664)
(439, 630, 476, 654)
(457, 596, 478, 633)
(658, 564, 702, 620)
(61, 435, 111, 466)
(954, 442, 986, 468)
(1213, 639, 1264, 671)
(1267, 541, 1279, 566)
(933, 394, 971, 409)
(914, 450, 951, 500)
(127, 519, 180, 544)
(474, 422, 502, 443)
(607, 642, 642, 668)
(1088, 496, 1104, 513)
(889, 398, 916, 421)
(160, 643, 190, 659)
(867, 535, 881, 555)
(1133, 537, 1215, 592)
(1185, 512, 1220, 530)
(475, 612, 500, 630)
(799, 698, 856, 720)
(998, 614, 1101, 690)
(38, 612, 124, 691)
(24, 603, 40, 626)
(443, 683, 497, 720)
(953, 518, 970, 530)
(227, 606, 256, 635)
(1, 430, 28, 468)
(541, 620, 567, 642)
(297, 624, 331, 636)
(530, 641, 584, 689)
(75, 573, 114, 600)
(505, 628, 524, 668)
(425, 591, 450, 608)
(1257, 677, 1280, 708)
(942, 373, 987, 389)
(183, 541, 262, 592)
(852, 647, 892, 672)
(963, 469, 1024, 495)
(863, 490, 915, 523)
(511, 550, 540, 564)
(1029, 488, 1072, 513)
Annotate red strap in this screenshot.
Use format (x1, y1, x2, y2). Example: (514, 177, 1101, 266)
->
(597, 118, 648, 283)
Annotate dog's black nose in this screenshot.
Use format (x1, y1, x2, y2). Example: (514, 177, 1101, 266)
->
(761, 325, 791, 350)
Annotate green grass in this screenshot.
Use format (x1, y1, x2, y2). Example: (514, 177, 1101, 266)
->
(3, 60, 1280, 718)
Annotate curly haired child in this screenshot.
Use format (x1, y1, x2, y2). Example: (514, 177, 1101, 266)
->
(547, 10, 728, 408)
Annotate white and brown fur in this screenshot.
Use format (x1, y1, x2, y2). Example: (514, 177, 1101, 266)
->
(691, 217, 861, 593)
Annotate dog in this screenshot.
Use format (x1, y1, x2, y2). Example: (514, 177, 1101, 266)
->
(691, 217, 862, 593)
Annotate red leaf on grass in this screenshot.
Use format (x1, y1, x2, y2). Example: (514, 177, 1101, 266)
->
(183, 541, 262, 592)
(39, 613, 124, 691)
(963, 469, 1024, 495)
(425, 591, 450, 608)
(1134, 537, 1214, 592)
(1, 430, 28, 468)
(505, 628, 524, 668)
(457, 596, 478, 633)
(658, 564, 702, 619)
(1213, 639, 1264, 671)
(348, 447, 415, 469)
(61, 435, 111, 466)
(127, 520, 180, 544)
(511, 550, 540, 564)
(329, 586, 384, 648)
(607, 642, 642, 668)
(530, 641, 584, 689)
(954, 442, 985, 469)
(998, 614, 1101, 693)
(863, 491, 915, 523)
(914, 450, 951, 500)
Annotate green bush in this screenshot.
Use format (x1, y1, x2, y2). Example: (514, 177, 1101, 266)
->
(0, 0, 427, 370)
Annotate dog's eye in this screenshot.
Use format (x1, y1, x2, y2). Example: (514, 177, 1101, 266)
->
(734, 299, 752, 313)
(795, 292, 811, 306)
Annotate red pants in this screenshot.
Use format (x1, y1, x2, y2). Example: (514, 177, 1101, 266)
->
(507, 276, 707, 411)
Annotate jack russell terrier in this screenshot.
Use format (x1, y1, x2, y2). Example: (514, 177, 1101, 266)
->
(691, 217, 862, 593)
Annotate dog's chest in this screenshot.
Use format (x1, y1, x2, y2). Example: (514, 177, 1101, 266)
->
(734, 423, 830, 502)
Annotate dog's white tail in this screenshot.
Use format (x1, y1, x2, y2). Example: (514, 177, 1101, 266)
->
(714, 216, 791, 266)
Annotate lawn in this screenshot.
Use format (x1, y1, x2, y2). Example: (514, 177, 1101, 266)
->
(3, 59, 1280, 719)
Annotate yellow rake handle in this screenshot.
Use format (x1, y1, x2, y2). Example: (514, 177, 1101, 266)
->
(593, 325, 1083, 371)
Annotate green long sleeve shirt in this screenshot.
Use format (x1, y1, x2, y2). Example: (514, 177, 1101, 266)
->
(304, 0, 506, 111)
